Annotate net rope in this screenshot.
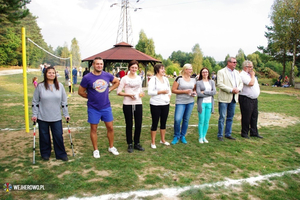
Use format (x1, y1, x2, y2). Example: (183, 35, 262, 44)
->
(27, 38, 70, 60)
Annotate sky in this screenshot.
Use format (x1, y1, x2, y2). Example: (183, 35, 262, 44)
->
(26, 0, 275, 62)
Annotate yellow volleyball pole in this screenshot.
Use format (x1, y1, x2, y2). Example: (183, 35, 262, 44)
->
(22, 27, 29, 133)
(70, 54, 73, 93)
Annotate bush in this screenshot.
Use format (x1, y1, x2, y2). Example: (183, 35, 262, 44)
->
(166, 63, 180, 76)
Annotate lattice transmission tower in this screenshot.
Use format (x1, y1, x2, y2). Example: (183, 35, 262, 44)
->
(112, 0, 141, 45)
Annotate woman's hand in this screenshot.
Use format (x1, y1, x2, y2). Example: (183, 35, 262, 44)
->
(139, 92, 145, 98)
(31, 117, 37, 122)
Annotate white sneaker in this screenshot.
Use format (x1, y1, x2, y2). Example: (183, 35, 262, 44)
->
(203, 138, 209, 143)
(93, 150, 100, 158)
(108, 146, 119, 155)
(160, 141, 170, 146)
(151, 143, 157, 149)
(199, 139, 204, 144)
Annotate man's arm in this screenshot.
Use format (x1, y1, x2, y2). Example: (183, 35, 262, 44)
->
(109, 77, 120, 93)
(247, 71, 255, 86)
(78, 85, 88, 98)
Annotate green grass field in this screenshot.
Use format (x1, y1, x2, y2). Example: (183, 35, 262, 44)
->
(1, 67, 300, 200)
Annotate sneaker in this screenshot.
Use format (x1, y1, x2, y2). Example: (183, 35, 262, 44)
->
(160, 141, 170, 146)
(181, 136, 187, 144)
(108, 146, 119, 155)
(171, 137, 179, 145)
(150, 143, 157, 149)
(199, 138, 203, 143)
(128, 144, 134, 153)
(93, 150, 100, 158)
(134, 143, 145, 151)
(203, 138, 209, 143)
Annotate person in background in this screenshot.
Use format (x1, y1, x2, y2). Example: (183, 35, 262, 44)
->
(272, 79, 282, 87)
(78, 57, 120, 158)
(239, 60, 263, 139)
(32, 77, 38, 88)
(139, 67, 145, 83)
(31, 66, 70, 161)
(83, 67, 89, 77)
(64, 66, 69, 86)
(72, 67, 78, 84)
(216, 57, 243, 141)
(171, 63, 196, 145)
(79, 66, 82, 77)
(173, 71, 177, 78)
(148, 63, 171, 149)
(196, 67, 216, 143)
(119, 69, 125, 79)
(68, 79, 74, 93)
(117, 60, 145, 153)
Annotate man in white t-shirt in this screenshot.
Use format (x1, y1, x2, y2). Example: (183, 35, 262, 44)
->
(239, 60, 263, 139)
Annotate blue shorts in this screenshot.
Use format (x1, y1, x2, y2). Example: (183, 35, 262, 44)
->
(88, 107, 113, 124)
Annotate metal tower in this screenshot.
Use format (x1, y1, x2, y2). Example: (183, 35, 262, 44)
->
(116, 0, 134, 45)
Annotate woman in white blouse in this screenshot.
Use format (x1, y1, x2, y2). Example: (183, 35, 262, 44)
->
(148, 63, 171, 149)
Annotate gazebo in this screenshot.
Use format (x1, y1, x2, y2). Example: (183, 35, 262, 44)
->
(81, 42, 161, 84)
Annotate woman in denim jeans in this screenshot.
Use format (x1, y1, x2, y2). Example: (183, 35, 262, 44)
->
(171, 64, 196, 144)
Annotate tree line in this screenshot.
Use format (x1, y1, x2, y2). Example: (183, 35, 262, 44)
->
(0, 0, 299, 84)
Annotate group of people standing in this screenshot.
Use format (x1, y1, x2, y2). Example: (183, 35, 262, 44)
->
(31, 56, 263, 161)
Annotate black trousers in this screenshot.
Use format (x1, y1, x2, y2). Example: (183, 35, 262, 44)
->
(123, 104, 143, 145)
(238, 95, 259, 136)
(150, 104, 170, 131)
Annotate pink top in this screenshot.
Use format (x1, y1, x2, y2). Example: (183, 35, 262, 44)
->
(117, 75, 142, 105)
(33, 81, 38, 88)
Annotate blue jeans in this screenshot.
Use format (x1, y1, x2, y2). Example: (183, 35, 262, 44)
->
(174, 102, 194, 139)
(198, 103, 212, 139)
(37, 119, 67, 159)
(218, 99, 236, 137)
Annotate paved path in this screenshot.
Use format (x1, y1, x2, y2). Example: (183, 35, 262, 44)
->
(0, 68, 39, 76)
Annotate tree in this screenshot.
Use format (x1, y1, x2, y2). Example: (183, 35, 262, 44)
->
(191, 44, 203, 74)
(0, 12, 47, 66)
(60, 42, 70, 67)
(0, 0, 31, 23)
(213, 64, 222, 73)
(166, 63, 180, 76)
(247, 53, 263, 68)
(202, 58, 213, 73)
(70, 38, 81, 67)
(162, 58, 173, 68)
(169, 50, 192, 67)
(135, 29, 155, 58)
(261, 0, 300, 85)
(236, 48, 246, 70)
(203, 56, 217, 69)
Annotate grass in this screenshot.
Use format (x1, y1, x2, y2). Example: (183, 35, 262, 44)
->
(0, 67, 300, 199)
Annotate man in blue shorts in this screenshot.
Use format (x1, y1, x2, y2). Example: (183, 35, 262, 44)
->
(78, 57, 120, 158)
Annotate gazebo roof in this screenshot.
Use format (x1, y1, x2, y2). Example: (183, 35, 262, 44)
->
(82, 42, 161, 64)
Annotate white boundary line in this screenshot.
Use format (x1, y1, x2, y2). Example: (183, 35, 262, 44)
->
(64, 168, 300, 200)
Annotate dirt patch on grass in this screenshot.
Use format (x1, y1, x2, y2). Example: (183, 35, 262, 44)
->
(235, 112, 300, 128)
(295, 147, 300, 154)
(261, 90, 298, 96)
(2, 103, 23, 107)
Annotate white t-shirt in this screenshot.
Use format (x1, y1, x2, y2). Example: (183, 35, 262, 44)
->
(239, 70, 260, 99)
(203, 81, 212, 103)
